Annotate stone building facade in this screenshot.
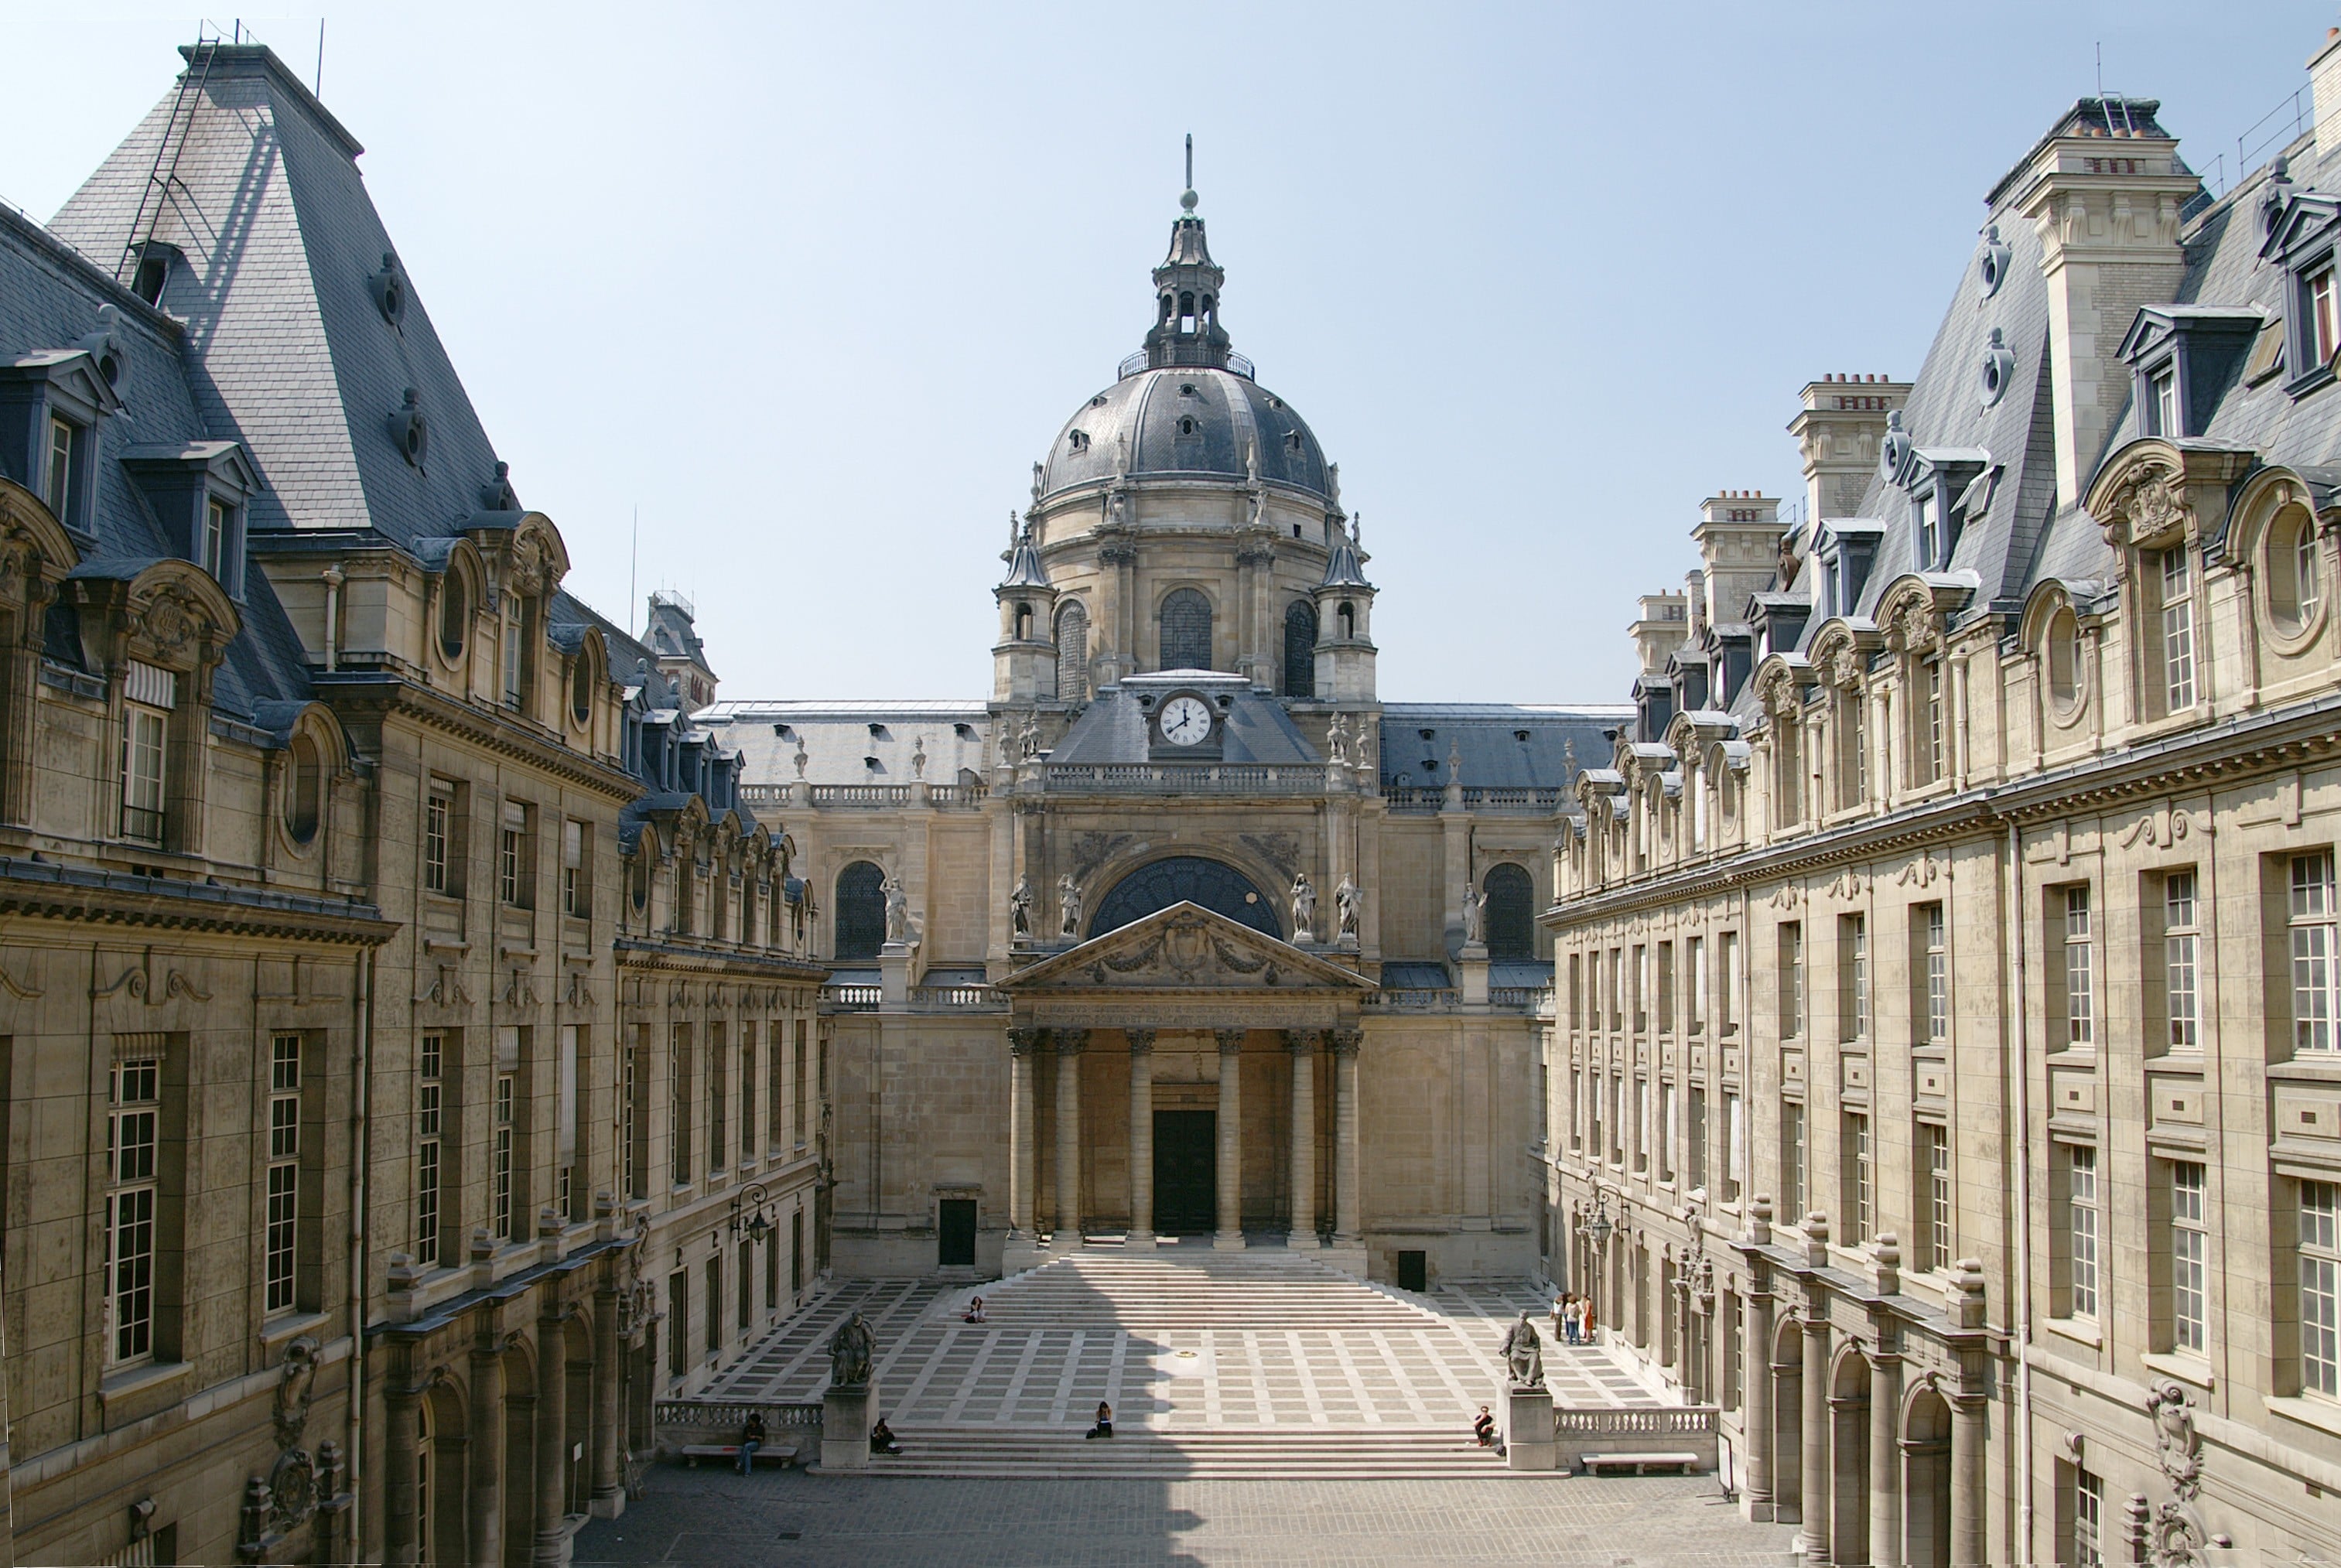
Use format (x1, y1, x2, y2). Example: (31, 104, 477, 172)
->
(0, 43, 825, 1568)
(1542, 38, 2341, 1568)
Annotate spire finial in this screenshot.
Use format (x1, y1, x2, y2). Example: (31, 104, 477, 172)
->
(1181, 133, 1198, 212)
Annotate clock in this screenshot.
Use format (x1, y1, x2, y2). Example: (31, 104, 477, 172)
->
(1159, 695, 1213, 746)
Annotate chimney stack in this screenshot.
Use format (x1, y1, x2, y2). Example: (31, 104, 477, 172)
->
(2313, 27, 2341, 165)
(1789, 375, 1910, 524)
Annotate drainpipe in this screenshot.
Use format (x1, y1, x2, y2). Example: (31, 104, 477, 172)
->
(346, 945, 374, 1555)
(322, 567, 344, 672)
(2006, 816, 2035, 1563)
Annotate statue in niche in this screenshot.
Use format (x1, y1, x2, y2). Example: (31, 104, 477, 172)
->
(828, 1310, 875, 1389)
(1461, 880, 1485, 946)
(1290, 872, 1317, 943)
(882, 877, 910, 945)
(1335, 874, 1361, 941)
(1010, 876, 1034, 941)
(1058, 873, 1083, 938)
(1499, 1311, 1545, 1388)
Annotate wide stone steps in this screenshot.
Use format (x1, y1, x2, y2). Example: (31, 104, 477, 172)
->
(853, 1425, 1515, 1480)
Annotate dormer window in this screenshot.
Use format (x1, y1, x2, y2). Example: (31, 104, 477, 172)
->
(47, 415, 80, 520)
(2149, 368, 2179, 439)
(203, 497, 230, 579)
(2312, 265, 2339, 370)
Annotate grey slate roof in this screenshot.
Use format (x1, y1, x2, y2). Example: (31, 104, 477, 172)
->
(1050, 675, 1318, 765)
(1377, 704, 1630, 793)
(701, 700, 992, 787)
(1038, 365, 1335, 505)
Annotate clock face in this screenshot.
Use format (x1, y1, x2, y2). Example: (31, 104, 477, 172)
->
(1160, 695, 1213, 746)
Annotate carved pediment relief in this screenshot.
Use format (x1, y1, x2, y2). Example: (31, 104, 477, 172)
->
(1003, 902, 1373, 994)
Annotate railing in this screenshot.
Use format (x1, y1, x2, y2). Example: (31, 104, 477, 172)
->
(737, 782, 988, 809)
(909, 983, 1006, 1009)
(812, 784, 911, 806)
(654, 1399, 823, 1431)
(738, 783, 789, 807)
(824, 984, 881, 1010)
(1553, 1406, 1716, 1436)
(1117, 349, 1255, 381)
(1046, 762, 1325, 796)
(1381, 784, 1567, 814)
(1489, 986, 1550, 1010)
(1364, 989, 1458, 1010)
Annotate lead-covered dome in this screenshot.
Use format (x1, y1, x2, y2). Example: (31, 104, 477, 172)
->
(1036, 187, 1336, 507)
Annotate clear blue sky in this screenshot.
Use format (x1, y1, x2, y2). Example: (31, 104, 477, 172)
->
(9, 3, 2333, 702)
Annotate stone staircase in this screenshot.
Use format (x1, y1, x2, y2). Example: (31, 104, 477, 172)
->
(861, 1424, 1505, 1479)
(971, 1247, 1461, 1333)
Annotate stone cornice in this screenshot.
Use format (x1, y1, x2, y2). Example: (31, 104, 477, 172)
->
(612, 936, 826, 983)
(313, 671, 640, 801)
(0, 857, 392, 946)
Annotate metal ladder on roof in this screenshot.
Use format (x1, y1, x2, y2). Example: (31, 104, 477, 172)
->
(114, 28, 221, 289)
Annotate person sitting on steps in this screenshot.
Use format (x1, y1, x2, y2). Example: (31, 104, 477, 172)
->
(962, 1294, 986, 1324)
(869, 1416, 903, 1456)
(1471, 1403, 1504, 1454)
(1085, 1401, 1114, 1440)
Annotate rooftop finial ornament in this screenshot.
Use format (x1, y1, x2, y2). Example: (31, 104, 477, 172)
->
(1181, 133, 1198, 213)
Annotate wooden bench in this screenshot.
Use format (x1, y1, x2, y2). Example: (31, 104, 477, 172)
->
(1577, 1451, 1699, 1476)
(678, 1442, 799, 1469)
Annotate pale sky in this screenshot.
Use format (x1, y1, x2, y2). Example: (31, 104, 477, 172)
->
(9, 3, 2333, 702)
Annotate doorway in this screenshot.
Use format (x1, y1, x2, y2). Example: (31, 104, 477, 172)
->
(1153, 1109, 1215, 1235)
(938, 1198, 977, 1267)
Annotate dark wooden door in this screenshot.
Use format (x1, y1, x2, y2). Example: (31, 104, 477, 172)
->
(1396, 1250, 1428, 1293)
(938, 1198, 977, 1266)
(1153, 1110, 1216, 1235)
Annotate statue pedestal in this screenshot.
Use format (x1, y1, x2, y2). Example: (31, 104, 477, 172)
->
(1501, 1382, 1556, 1471)
(1458, 946, 1490, 1006)
(819, 1378, 880, 1472)
(878, 945, 912, 1008)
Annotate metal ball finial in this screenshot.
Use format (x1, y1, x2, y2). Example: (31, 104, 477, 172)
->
(1181, 186, 1198, 213)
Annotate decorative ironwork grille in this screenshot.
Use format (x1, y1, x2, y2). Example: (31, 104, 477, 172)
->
(1089, 856, 1278, 939)
(1283, 600, 1317, 698)
(833, 861, 885, 960)
(1159, 588, 1213, 671)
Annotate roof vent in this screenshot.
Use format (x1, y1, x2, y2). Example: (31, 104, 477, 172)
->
(954, 723, 975, 739)
(863, 755, 881, 770)
(773, 723, 791, 738)
(1090, 394, 1108, 407)
(1177, 416, 1198, 436)
(1068, 429, 1090, 453)
(1284, 430, 1303, 452)
(867, 723, 888, 738)
(1418, 728, 1435, 741)
(389, 389, 429, 468)
(479, 460, 519, 510)
(1977, 225, 2010, 300)
(370, 252, 408, 330)
(1179, 383, 1199, 397)
(73, 306, 128, 391)
(1979, 328, 2015, 409)
(1514, 729, 1531, 742)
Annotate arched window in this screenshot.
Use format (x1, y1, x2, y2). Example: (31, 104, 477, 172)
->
(1283, 600, 1317, 698)
(1055, 600, 1089, 702)
(1160, 588, 1213, 671)
(1014, 602, 1034, 641)
(283, 733, 322, 845)
(1338, 600, 1356, 640)
(437, 565, 470, 664)
(1090, 856, 1278, 939)
(834, 861, 886, 960)
(1484, 863, 1534, 961)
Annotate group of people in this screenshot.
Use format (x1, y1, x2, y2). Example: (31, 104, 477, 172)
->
(1550, 1291, 1596, 1345)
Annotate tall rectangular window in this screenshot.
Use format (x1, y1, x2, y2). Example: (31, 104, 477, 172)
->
(1588, 1064, 1605, 1155)
(1781, 1100, 1806, 1221)
(1781, 922, 1805, 1038)
(265, 1034, 302, 1313)
(1724, 1091, 1744, 1204)
(1687, 1085, 1707, 1189)
(2151, 367, 2179, 439)
(1919, 656, 1944, 784)
(1687, 938, 1706, 1033)
(709, 1023, 729, 1173)
(562, 820, 588, 918)
(2172, 1160, 2208, 1354)
(46, 415, 78, 518)
(203, 496, 231, 579)
(1632, 945, 1649, 1033)
(622, 1031, 642, 1201)
(1922, 1122, 1951, 1273)
(2064, 886, 2095, 1047)
(2069, 1145, 2100, 1319)
(2160, 548, 2196, 712)
(2165, 872, 2200, 1050)
(667, 1271, 688, 1377)
(1920, 903, 1947, 1044)
(118, 662, 175, 846)
(2075, 1467, 2106, 1568)
(557, 1023, 579, 1221)
(1608, 948, 1624, 1032)
(1718, 931, 1738, 1036)
(1568, 953, 1583, 1031)
(1840, 914, 1869, 1041)
(740, 1027, 757, 1167)
(768, 1024, 786, 1153)
(490, 1073, 515, 1241)
(423, 786, 453, 895)
(1843, 1112, 1873, 1245)
(672, 1024, 694, 1185)
(1659, 1082, 1678, 1184)
(2312, 263, 2339, 367)
(499, 801, 529, 907)
(793, 1021, 808, 1145)
(706, 1255, 723, 1354)
(2302, 1179, 2339, 1399)
(1656, 942, 1676, 1034)
(2292, 850, 2339, 1053)
(1569, 1067, 1583, 1152)
(1633, 1077, 1649, 1173)
(416, 1032, 443, 1265)
(106, 1057, 162, 1363)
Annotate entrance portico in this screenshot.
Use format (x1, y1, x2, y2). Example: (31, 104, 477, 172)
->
(999, 902, 1373, 1272)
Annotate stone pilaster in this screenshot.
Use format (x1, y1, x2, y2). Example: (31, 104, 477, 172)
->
(1869, 1345, 1902, 1568)
(1798, 1308, 1830, 1565)
(1331, 1029, 1362, 1245)
(1214, 1028, 1246, 1249)
(1285, 1030, 1319, 1249)
(533, 1310, 571, 1566)
(469, 1334, 505, 1568)
(590, 1290, 624, 1518)
(1053, 1030, 1088, 1241)
(381, 1365, 421, 1566)
(1126, 1028, 1156, 1249)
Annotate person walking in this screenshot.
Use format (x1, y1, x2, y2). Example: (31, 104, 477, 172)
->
(737, 1411, 766, 1474)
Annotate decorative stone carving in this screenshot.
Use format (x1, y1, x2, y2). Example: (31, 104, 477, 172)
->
(1238, 832, 1302, 880)
(1335, 874, 1360, 941)
(274, 1334, 320, 1449)
(1290, 872, 1316, 943)
(1068, 832, 1134, 880)
(1327, 712, 1348, 764)
(828, 1310, 876, 1390)
(1010, 875, 1034, 940)
(2147, 1378, 2203, 1499)
(882, 877, 910, 944)
(1499, 1311, 1545, 1388)
(1461, 880, 1485, 946)
(1057, 873, 1083, 938)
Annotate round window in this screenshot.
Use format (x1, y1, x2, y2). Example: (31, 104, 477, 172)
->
(2267, 501, 2323, 638)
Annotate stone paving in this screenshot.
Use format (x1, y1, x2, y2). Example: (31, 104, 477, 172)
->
(702, 1246, 1659, 1432)
(571, 1471, 1797, 1566)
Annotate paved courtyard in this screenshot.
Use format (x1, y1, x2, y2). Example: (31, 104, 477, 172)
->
(570, 1471, 1798, 1566)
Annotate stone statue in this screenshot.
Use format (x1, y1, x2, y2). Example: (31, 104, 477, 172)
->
(1335, 873, 1361, 941)
(1500, 1311, 1544, 1388)
(1244, 438, 1260, 487)
(828, 1310, 875, 1389)
(793, 740, 809, 780)
(882, 877, 909, 945)
(1461, 880, 1485, 946)
(1020, 712, 1041, 760)
(1327, 712, 1348, 764)
(1058, 873, 1082, 938)
(1290, 872, 1317, 943)
(1030, 459, 1044, 508)
(1010, 875, 1034, 940)
(1326, 461, 1340, 511)
(911, 736, 927, 780)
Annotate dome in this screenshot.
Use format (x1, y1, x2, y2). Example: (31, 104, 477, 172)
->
(1038, 365, 1334, 504)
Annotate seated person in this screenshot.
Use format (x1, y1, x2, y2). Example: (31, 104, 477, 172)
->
(962, 1295, 986, 1324)
(1085, 1400, 1114, 1440)
(869, 1416, 903, 1455)
(1472, 1405, 1498, 1447)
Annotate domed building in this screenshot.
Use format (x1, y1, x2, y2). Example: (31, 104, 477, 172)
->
(706, 180, 1626, 1286)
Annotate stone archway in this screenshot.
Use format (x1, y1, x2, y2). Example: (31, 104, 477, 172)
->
(1089, 856, 1279, 939)
(1831, 1351, 1873, 1566)
(1772, 1317, 1803, 1524)
(1903, 1382, 1953, 1568)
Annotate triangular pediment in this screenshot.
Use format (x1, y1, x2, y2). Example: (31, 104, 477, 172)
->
(1003, 901, 1375, 993)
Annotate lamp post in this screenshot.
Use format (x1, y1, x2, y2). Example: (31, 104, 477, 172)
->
(728, 1183, 774, 1244)
(1577, 1192, 1616, 1339)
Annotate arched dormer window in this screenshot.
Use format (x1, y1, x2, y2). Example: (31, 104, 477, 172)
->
(834, 861, 886, 961)
(283, 731, 323, 846)
(1338, 600, 1356, 640)
(1283, 600, 1317, 698)
(502, 592, 536, 712)
(1160, 587, 1212, 671)
(1054, 600, 1089, 702)
(1483, 864, 1534, 960)
(437, 559, 472, 667)
(1015, 601, 1034, 641)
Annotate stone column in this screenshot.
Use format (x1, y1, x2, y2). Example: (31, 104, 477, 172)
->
(1744, 1284, 1775, 1516)
(1053, 1030, 1087, 1242)
(1007, 1028, 1041, 1235)
(1798, 1310, 1830, 1565)
(590, 1290, 624, 1518)
(534, 1311, 572, 1565)
(467, 1334, 506, 1568)
(1214, 1028, 1246, 1249)
(1331, 1029, 1362, 1242)
(381, 1368, 421, 1566)
(1286, 1030, 1319, 1249)
(1869, 1347, 1902, 1568)
(1950, 1394, 1986, 1566)
(1126, 1029, 1156, 1249)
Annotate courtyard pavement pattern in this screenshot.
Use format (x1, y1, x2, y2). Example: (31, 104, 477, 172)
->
(700, 1246, 1661, 1431)
(569, 1471, 1798, 1566)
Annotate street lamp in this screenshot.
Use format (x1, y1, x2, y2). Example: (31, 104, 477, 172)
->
(1577, 1191, 1617, 1332)
(729, 1183, 774, 1243)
